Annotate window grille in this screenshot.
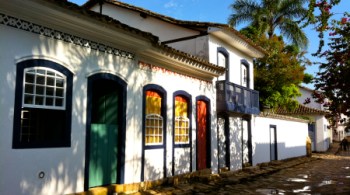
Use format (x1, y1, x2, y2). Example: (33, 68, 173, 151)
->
(174, 116, 190, 144)
(23, 67, 66, 110)
(145, 114, 163, 145)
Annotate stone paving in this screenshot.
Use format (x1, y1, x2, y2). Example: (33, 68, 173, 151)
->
(139, 146, 350, 195)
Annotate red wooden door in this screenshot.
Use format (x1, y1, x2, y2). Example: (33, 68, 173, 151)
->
(197, 100, 208, 170)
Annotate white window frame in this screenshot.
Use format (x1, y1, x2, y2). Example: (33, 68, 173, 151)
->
(174, 116, 190, 144)
(22, 67, 66, 110)
(145, 114, 163, 146)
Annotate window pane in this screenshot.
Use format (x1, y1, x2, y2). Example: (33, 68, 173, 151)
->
(46, 77, 55, 86)
(56, 88, 64, 97)
(35, 96, 44, 105)
(36, 75, 45, 85)
(218, 52, 226, 68)
(47, 71, 55, 76)
(24, 84, 34, 94)
(46, 97, 54, 106)
(37, 69, 45, 75)
(24, 95, 34, 104)
(55, 98, 63, 107)
(46, 87, 54, 96)
(56, 79, 64, 87)
(36, 86, 44, 95)
(25, 73, 35, 83)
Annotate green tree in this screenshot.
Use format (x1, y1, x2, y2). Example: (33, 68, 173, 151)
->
(251, 35, 307, 110)
(228, 0, 309, 48)
(313, 13, 350, 127)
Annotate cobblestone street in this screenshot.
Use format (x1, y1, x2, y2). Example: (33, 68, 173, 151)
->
(141, 149, 350, 195)
(217, 152, 350, 194)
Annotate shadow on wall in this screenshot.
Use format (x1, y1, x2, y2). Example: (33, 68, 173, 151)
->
(9, 32, 143, 194)
(253, 142, 307, 165)
(3, 16, 218, 193)
(173, 148, 191, 175)
(229, 117, 242, 171)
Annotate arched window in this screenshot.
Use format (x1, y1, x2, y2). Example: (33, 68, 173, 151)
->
(241, 59, 250, 88)
(13, 59, 73, 148)
(142, 84, 167, 181)
(173, 92, 192, 145)
(143, 85, 167, 147)
(217, 47, 229, 81)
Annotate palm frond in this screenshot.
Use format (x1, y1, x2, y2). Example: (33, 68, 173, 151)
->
(228, 0, 262, 27)
(279, 18, 308, 48)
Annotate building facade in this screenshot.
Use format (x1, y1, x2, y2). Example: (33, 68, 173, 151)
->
(0, 0, 224, 194)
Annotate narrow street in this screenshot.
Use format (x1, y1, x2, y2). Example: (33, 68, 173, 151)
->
(142, 149, 350, 195)
(217, 152, 350, 194)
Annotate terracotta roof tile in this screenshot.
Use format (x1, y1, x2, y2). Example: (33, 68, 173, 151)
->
(274, 104, 329, 115)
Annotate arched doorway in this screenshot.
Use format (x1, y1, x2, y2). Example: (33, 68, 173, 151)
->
(85, 73, 126, 189)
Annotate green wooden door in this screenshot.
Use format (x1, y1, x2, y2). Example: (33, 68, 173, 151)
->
(89, 83, 119, 188)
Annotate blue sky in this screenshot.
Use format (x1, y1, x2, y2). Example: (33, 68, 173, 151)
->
(70, 0, 349, 89)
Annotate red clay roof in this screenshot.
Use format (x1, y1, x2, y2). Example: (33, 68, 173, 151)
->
(275, 104, 329, 115)
(83, 0, 267, 55)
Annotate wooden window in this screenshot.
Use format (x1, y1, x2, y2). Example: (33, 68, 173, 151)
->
(174, 96, 190, 144)
(13, 59, 72, 148)
(23, 68, 66, 109)
(145, 91, 163, 145)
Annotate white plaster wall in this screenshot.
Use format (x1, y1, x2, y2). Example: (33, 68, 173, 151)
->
(136, 62, 218, 176)
(169, 36, 210, 61)
(173, 148, 191, 175)
(315, 115, 330, 152)
(143, 149, 164, 181)
(208, 36, 254, 89)
(252, 116, 308, 166)
(217, 117, 226, 169)
(0, 25, 93, 195)
(0, 24, 218, 194)
(228, 117, 243, 171)
(297, 88, 323, 110)
(91, 4, 198, 42)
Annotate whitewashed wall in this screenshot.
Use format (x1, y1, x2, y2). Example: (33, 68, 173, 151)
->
(91, 4, 198, 42)
(208, 36, 254, 89)
(297, 87, 323, 110)
(228, 117, 243, 171)
(252, 116, 308, 166)
(0, 21, 217, 195)
(315, 116, 330, 152)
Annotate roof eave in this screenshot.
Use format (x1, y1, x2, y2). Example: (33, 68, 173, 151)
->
(208, 27, 266, 58)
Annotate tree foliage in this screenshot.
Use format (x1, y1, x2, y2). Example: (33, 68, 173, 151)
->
(313, 12, 350, 126)
(229, 0, 312, 110)
(305, 0, 342, 53)
(250, 34, 307, 110)
(228, 0, 309, 48)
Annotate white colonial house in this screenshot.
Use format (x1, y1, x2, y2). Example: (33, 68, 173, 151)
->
(83, 0, 266, 172)
(0, 0, 225, 194)
(0, 0, 314, 194)
(83, 0, 311, 171)
(296, 86, 331, 151)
